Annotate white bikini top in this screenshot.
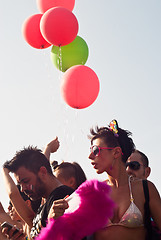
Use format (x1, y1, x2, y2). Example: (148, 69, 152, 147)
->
(107, 176, 144, 228)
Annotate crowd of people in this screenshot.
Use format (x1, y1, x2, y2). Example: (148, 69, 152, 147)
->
(0, 120, 161, 240)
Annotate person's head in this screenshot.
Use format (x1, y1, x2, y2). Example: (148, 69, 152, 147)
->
(88, 120, 135, 174)
(8, 185, 41, 221)
(126, 150, 151, 179)
(3, 146, 54, 200)
(52, 161, 87, 189)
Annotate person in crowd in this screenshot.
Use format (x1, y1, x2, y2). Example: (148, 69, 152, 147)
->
(126, 150, 161, 238)
(3, 146, 74, 239)
(0, 195, 27, 239)
(2, 166, 41, 239)
(87, 119, 161, 240)
(51, 161, 87, 190)
(8, 185, 41, 237)
(126, 150, 151, 179)
(8, 185, 41, 220)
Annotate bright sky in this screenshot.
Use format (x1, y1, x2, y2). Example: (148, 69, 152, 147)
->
(1, 0, 161, 210)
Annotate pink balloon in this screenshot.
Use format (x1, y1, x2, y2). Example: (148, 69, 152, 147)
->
(61, 65, 100, 109)
(36, 0, 75, 13)
(40, 7, 78, 46)
(22, 14, 51, 49)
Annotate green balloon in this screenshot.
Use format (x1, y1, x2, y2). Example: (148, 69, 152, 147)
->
(50, 36, 89, 72)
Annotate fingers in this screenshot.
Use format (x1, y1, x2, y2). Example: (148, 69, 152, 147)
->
(47, 137, 60, 153)
(53, 199, 69, 211)
(1, 227, 9, 235)
(48, 199, 69, 220)
(10, 228, 24, 240)
(0, 229, 7, 240)
(44, 137, 60, 160)
(2, 226, 24, 240)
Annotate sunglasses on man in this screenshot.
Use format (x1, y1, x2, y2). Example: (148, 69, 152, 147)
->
(125, 161, 144, 171)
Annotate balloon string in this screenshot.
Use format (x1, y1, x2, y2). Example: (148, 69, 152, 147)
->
(60, 108, 79, 162)
(58, 46, 63, 72)
(71, 109, 78, 143)
(55, 47, 85, 162)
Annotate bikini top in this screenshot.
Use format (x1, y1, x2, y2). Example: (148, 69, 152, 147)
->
(107, 176, 144, 228)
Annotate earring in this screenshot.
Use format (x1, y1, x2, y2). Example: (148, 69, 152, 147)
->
(110, 159, 116, 170)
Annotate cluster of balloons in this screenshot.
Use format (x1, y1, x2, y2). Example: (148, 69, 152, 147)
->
(22, 0, 100, 109)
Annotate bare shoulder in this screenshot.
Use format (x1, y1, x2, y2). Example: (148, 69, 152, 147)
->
(131, 178, 160, 198)
(147, 180, 161, 198)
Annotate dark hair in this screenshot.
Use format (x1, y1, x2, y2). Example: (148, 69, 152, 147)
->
(3, 146, 53, 175)
(135, 150, 149, 167)
(9, 185, 41, 214)
(89, 120, 135, 162)
(52, 161, 87, 189)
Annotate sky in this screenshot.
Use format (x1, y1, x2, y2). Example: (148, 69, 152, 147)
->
(0, 0, 161, 210)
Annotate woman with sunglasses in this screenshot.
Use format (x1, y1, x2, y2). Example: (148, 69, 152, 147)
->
(88, 120, 161, 240)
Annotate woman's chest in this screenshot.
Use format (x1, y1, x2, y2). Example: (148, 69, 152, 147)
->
(110, 184, 144, 222)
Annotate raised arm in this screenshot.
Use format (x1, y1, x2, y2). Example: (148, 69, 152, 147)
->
(43, 136, 60, 161)
(2, 168, 35, 227)
(148, 180, 161, 231)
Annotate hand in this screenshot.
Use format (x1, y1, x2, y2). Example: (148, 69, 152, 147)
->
(48, 198, 69, 220)
(46, 137, 60, 153)
(0, 228, 7, 240)
(44, 137, 60, 160)
(2, 226, 26, 240)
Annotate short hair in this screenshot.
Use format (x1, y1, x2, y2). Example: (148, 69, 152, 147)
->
(89, 120, 135, 162)
(3, 146, 53, 175)
(52, 161, 87, 189)
(135, 150, 149, 167)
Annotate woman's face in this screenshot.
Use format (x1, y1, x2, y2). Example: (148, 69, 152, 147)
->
(88, 138, 114, 174)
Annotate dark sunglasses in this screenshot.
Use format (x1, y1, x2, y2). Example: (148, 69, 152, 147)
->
(126, 161, 143, 171)
(90, 145, 114, 157)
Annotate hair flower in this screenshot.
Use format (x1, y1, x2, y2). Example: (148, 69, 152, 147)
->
(109, 119, 119, 137)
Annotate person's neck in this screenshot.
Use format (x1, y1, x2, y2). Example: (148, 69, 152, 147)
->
(107, 163, 129, 188)
(43, 176, 63, 199)
(107, 174, 128, 188)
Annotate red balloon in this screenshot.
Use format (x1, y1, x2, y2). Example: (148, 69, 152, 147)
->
(61, 65, 100, 109)
(22, 14, 51, 49)
(40, 7, 78, 46)
(36, 0, 75, 13)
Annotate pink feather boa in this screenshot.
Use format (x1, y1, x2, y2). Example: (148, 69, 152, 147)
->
(36, 179, 114, 240)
